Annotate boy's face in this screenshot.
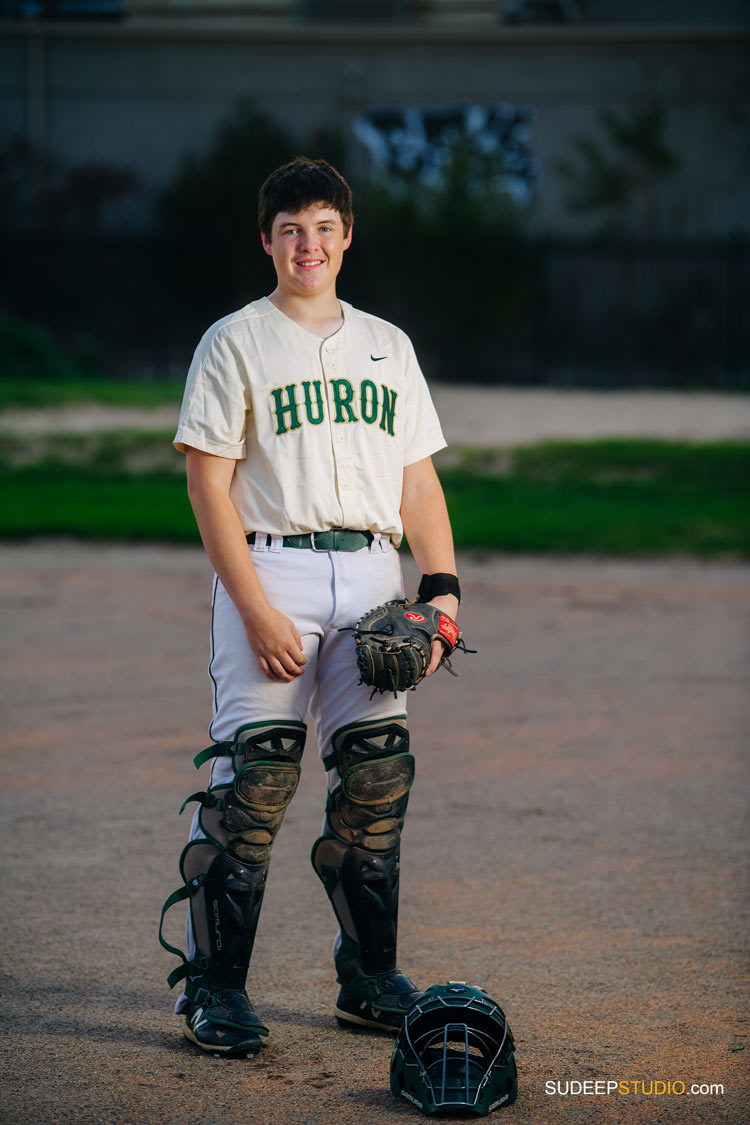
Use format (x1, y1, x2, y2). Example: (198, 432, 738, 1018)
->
(261, 204, 352, 299)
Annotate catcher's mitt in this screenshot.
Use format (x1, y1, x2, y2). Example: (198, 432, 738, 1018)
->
(352, 599, 472, 697)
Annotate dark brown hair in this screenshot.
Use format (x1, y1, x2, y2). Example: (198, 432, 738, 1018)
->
(258, 156, 353, 240)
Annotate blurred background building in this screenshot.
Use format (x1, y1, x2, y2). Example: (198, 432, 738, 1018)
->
(1, 0, 748, 383)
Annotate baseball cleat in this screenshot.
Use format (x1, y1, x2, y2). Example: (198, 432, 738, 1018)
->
(335, 970, 422, 1033)
(182, 987, 269, 1057)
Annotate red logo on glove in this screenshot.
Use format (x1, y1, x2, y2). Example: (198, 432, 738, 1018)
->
(405, 611, 426, 622)
(438, 614, 459, 646)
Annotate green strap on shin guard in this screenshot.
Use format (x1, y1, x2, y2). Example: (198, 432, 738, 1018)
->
(158, 883, 203, 989)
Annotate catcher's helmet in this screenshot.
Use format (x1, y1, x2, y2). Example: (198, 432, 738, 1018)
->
(390, 982, 517, 1116)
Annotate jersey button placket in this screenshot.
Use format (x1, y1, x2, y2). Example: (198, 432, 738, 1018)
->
(320, 338, 347, 524)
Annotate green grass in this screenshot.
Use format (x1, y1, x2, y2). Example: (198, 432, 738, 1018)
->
(1, 467, 196, 541)
(0, 430, 194, 541)
(438, 440, 750, 556)
(0, 435, 748, 555)
(0, 377, 184, 410)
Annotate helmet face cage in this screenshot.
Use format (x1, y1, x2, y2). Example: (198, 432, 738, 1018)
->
(391, 984, 518, 1116)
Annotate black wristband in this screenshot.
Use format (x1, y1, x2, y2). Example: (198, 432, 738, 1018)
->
(417, 572, 461, 604)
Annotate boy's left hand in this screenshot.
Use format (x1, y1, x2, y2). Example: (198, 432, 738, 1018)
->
(425, 594, 459, 677)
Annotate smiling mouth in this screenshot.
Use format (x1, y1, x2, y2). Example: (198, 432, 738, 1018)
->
(296, 259, 324, 268)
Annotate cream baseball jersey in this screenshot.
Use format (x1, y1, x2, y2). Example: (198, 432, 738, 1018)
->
(174, 297, 446, 545)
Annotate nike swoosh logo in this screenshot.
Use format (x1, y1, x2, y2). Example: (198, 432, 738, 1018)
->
(371, 354, 388, 361)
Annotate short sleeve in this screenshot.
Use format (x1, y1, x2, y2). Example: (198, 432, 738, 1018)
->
(401, 338, 447, 466)
(173, 327, 250, 458)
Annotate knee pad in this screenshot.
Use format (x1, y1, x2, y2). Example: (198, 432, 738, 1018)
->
(323, 716, 414, 853)
(195, 721, 305, 866)
(159, 720, 306, 988)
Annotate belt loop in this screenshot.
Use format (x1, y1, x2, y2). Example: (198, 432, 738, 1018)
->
(249, 532, 268, 552)
(369, 532, 381, 553)
(269, 534, 283, 552)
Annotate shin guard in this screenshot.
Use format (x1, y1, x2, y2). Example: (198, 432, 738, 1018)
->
(311, 717, 413, 982)
(160, 720, 306, 997)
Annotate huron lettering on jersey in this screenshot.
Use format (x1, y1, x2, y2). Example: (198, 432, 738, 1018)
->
(270, 379, 398, 437)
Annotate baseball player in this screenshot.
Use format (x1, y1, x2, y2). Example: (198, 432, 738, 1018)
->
(160, 157, 461, 1056)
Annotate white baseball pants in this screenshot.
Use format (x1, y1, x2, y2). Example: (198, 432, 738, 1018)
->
(178, 534, 408, 986)
(206, 532, 407, 765)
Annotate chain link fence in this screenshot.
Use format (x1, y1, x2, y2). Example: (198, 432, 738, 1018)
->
(2, 232, 747, 387)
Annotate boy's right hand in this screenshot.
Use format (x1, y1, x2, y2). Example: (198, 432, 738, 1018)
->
(243, 604, 307, 682)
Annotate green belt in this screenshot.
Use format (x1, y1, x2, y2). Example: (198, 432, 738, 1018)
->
(246, 529, 375, 552)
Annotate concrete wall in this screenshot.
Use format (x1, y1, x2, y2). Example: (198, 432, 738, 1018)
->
(1, 19, 748, 234)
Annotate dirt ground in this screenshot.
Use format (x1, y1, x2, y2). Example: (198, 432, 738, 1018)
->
(0, 544, 747, 1125)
